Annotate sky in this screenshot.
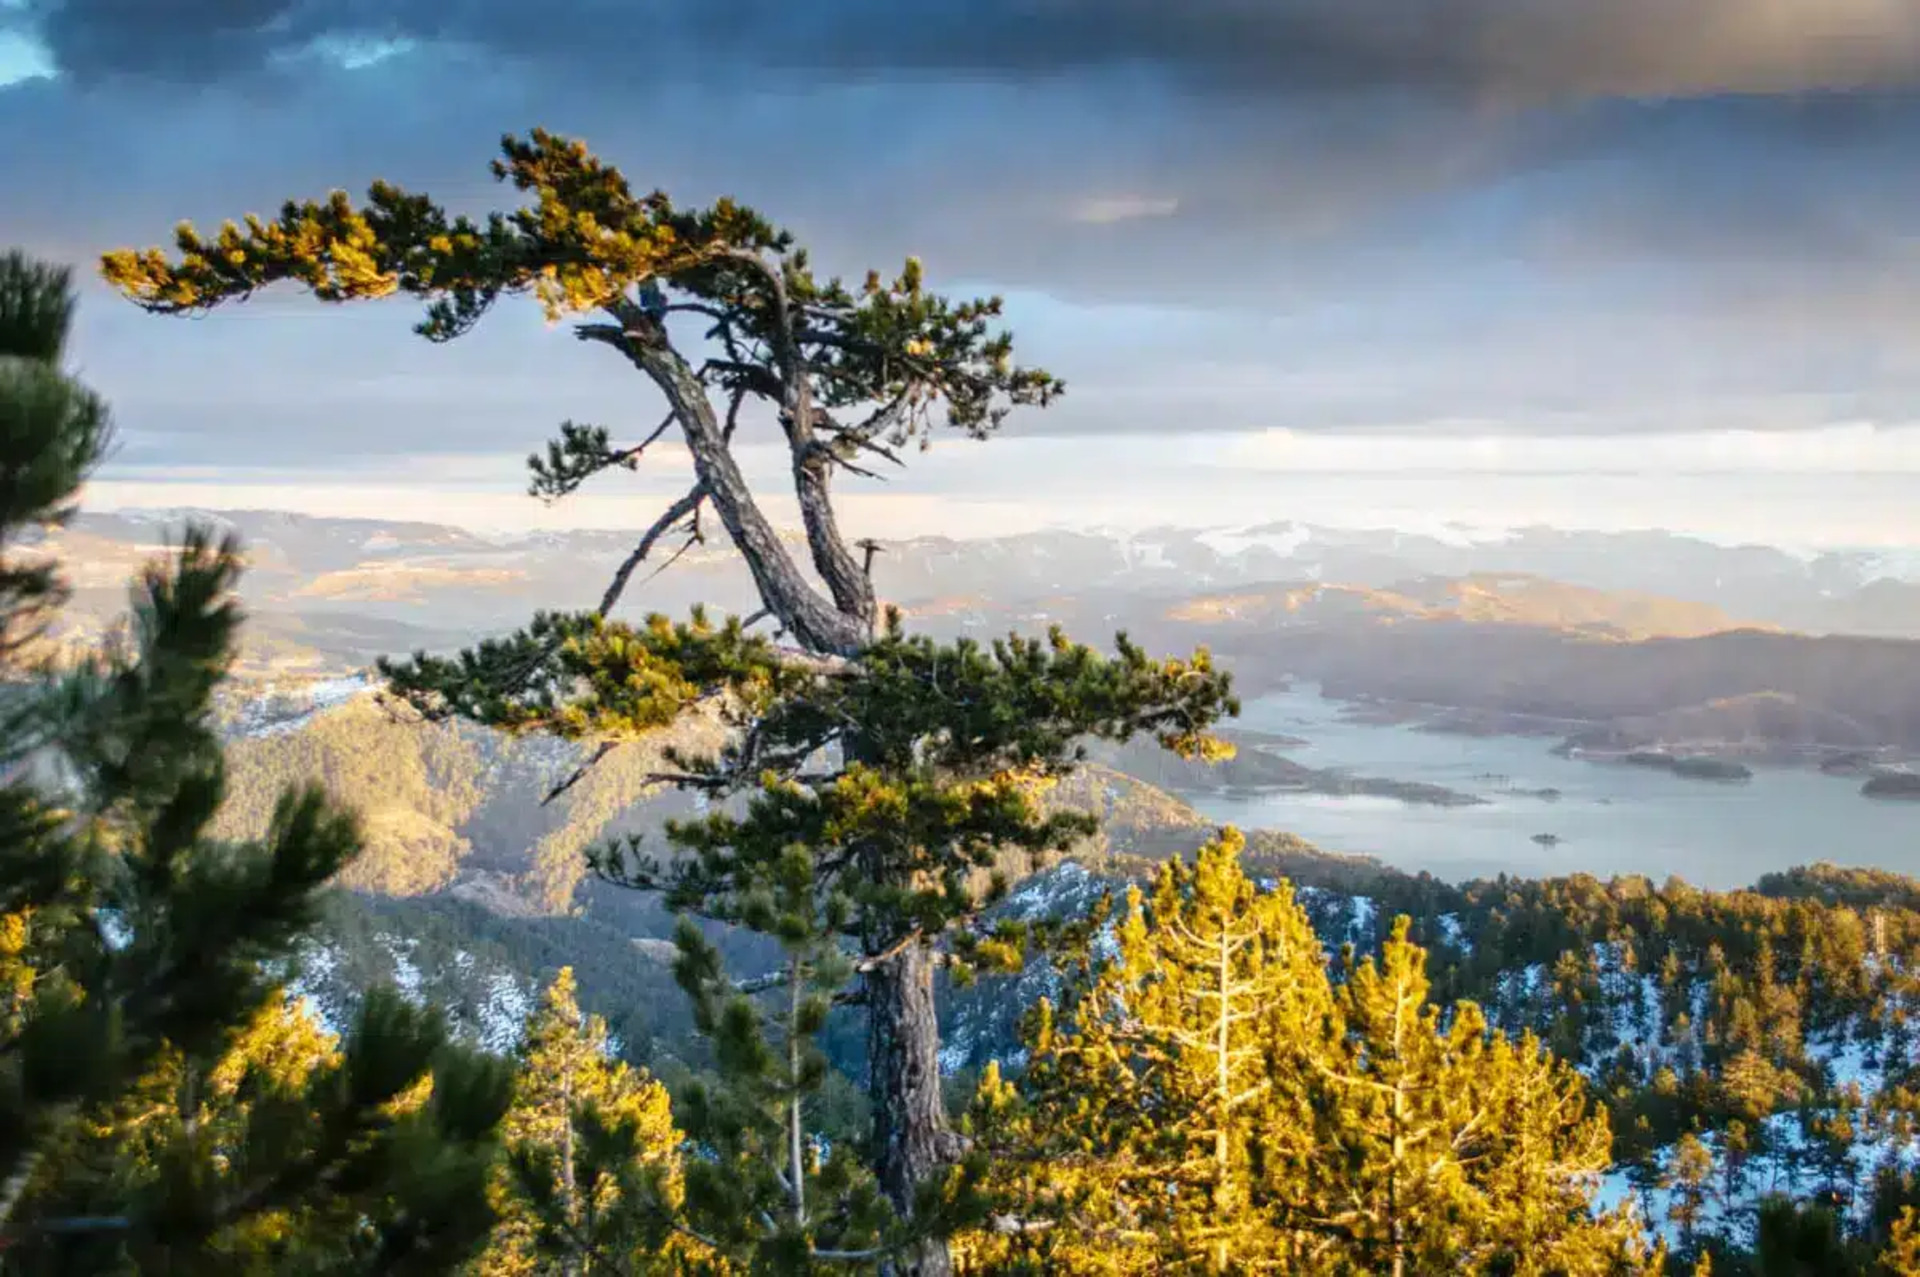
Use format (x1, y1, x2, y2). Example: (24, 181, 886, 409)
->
(4, 1, 1920, 548)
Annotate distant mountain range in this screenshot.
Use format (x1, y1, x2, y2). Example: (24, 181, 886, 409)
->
(52, 509, 1920, 651)
(39, 507, 1920, 769)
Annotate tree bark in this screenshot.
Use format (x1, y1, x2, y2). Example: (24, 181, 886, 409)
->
(865, 941, 956, 1277)
(578, 313, 868, 657)
(787, 953, 807, 1231)
(792, 445, 876, 628)
(1213, 927, 1231, 1275)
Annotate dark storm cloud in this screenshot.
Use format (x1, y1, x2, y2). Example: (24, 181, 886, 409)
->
(24, 0, 1920, 97)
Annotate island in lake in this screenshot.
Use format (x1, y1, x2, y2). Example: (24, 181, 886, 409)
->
(1620, 752, 1754, 782)
(1863, 772, 1920, 801)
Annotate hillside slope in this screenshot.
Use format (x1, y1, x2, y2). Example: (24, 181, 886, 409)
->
(1162, 572, 1750, 641)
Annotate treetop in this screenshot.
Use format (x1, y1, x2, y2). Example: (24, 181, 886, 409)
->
(101, 128, 1062, 445)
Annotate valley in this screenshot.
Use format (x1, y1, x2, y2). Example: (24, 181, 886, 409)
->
(51, 509, 1913, 797)
(39, 507, 1911, 914)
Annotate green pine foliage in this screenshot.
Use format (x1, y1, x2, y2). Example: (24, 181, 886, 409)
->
(0, 248, 510, 1270)
(571, 612, 1237, 976)
(379, 605, 1236, 1266)
(1307, 863, 1920, 1267)
(15, 988, 514, 1275)
(664, 897, 897, 1271)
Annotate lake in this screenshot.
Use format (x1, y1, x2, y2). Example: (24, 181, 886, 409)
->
(1185, 687, 1920, 890)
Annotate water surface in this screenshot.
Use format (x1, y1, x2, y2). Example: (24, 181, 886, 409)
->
(1186, 687, 1920, 890)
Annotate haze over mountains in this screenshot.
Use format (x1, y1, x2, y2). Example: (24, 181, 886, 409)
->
(53, 507, 1920, 654)
(41, 505, 1920, 776)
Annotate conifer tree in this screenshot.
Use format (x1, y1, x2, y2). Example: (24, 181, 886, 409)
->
(1665, 1134, 1718, 1256)
(965, 827, 1330, 1272)
(968, 829, 1652, 1275)
(667, 909, 894, 1271)
(480, 967, 694, 1276)
(1751, 1195, 1852, 1276)
(0, 248, 511, 1270)
(14, 987, 515, 1275)
(1306, 919, 1640, 1276)
(1881, 1206, 1920, 1275)
(103, 131, 1238, 1274)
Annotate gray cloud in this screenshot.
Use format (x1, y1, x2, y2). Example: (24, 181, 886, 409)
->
(4, 0, 1919, 472)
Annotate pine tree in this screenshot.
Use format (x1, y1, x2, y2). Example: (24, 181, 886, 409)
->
(0, 248, 512, 1269)
(13, 987, 514, 1275)
(1664, 1134, 1717, 1257)
(479, 967, 694, 1276)
(1881, 1206, 1920, 1275)
(1752, 1195, 1853, 1276)
(103, 132, 1238, 1274)
(968, 831, 1651, 1275)
(1305, 919, 1641, 1275)
(965, 828, 1330, 1272)
(667, 910, 894, 1271)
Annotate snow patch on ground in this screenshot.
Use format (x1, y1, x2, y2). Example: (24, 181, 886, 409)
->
(1002, 861, 1102, 921)
(288, 933, 538, 1056)
(1349, 895, 1377, 936)
(382, 935, 426, 1002)
(227, 673, 377, 739)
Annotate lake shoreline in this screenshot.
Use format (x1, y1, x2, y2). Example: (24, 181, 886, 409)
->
(1317, 690, 1917, 796)
(1186, 686, 1920, 891)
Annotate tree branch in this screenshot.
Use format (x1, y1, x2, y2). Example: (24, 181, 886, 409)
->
(542, 740, 619, 807)
(731, 932, 931, 997)
(575, 311, 867, 656)
(627, 409, 676, 460)
(598, 484, 707, 618)
(705, 252, 876, 634)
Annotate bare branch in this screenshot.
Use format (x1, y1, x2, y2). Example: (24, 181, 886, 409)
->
(542, 740, 619, 807)
(598, 484, 707, 618)
(698, 358, 782, 399)
(723, 385, 747, 443)
(845, 395, 913, 452)
(662, 300, 733, 325)
(732, 932, 931, 998)
(630, 409, 676, 458)
(825, 453, 887, 483)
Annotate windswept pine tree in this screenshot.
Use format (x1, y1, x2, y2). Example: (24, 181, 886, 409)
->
(104, 130, 1237, 1274)
(0, 248, 511, 1272)
(966, 829, 1656, 1275)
